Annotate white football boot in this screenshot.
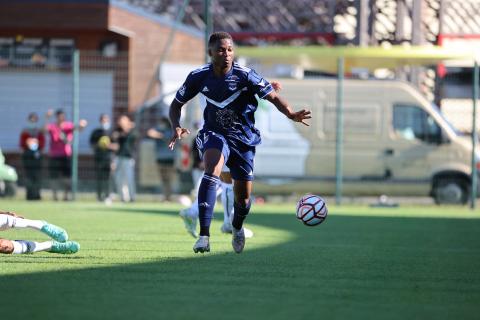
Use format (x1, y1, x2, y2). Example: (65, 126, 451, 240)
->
(243, 227, 254, 239)
(179, 208, 198, 238)
(220, 221, 233, 234)
(221, 222, 253, 238)
(232, 227, 245, 253)
(193, 236, 210, 253)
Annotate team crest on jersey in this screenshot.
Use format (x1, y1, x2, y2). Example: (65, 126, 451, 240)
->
(226, 75, 239, 91)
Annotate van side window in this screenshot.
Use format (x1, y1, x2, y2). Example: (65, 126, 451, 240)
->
(393, 104, 441, 143)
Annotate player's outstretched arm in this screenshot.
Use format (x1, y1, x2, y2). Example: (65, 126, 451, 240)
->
(168, 99, 191, 150)
(265, 91, 311, 126)
(0, 211, 23, 218)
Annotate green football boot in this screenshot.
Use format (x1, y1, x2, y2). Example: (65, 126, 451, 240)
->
(41, 221, 69, 242)
(49, 241, 80, 254)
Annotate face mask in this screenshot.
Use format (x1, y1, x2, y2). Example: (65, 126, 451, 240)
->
(29, 142, 39, 151)
(102, 122, 111, 131)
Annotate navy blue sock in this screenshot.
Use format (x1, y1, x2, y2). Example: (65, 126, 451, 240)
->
(232, 200, 251, 230)
(197, 173, 220, 236)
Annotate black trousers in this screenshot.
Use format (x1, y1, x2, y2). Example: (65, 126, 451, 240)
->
(95, 157, 111, 201)
(22, 151, 42, 200)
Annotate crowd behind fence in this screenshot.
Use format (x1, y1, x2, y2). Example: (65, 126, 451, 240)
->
(0, 50, 478, 207)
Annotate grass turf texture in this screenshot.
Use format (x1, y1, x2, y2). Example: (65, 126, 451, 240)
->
(0, 200, 479, 320)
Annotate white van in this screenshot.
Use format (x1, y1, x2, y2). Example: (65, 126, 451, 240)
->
(252, 78, 478, 205)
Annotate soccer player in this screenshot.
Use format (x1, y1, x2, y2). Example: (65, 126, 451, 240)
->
(0, 211, 80, 254)
(169, 31, 311, 254)
(179, 82, 282, 239)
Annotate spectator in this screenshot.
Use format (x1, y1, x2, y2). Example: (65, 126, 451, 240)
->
(44, 109, 87, 201)
(147, 116, 176, 201)
(111, 114, 137, 202)
(89, 114, 113, 203)
(19, 112, 45, 200)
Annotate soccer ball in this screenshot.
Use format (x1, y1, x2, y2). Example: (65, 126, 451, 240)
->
(296, 194, 328, 226)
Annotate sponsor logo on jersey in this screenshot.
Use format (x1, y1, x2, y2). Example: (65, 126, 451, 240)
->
(226, 75, 239, 82)
(202, 86, 209, 92)
(216, 108, 238, 128)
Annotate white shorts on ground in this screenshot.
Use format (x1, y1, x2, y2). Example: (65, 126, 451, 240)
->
(0, 214, 13, 231)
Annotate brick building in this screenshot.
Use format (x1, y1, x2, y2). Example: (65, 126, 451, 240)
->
(0, 0, 204, 188)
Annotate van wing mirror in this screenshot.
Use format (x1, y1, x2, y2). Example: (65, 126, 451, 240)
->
(431, 130, 449, 145)
(440, 131, 450, 144)
(426, 130, 450, 145)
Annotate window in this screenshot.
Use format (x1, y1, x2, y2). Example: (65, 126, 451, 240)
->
(14, 38, 48, 66)
(393, 104, 442, 143)
(440, 66, 478, 99)
(49, 39, 74, 67)
(0, 37, 74, 68)
(0, 38, 13, 62)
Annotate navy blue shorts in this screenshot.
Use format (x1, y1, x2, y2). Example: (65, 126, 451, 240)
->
(195, 130, 255, 181)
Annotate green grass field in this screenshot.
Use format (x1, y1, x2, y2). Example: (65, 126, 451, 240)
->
(1, 200, 479, 319)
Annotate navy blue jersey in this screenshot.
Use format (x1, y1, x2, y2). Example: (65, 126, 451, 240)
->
(175, 62, 273, 146)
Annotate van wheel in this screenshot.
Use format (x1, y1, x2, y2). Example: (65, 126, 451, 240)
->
(433, 178, 469, 205)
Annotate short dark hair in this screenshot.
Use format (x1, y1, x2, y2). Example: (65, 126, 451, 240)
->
(208, 31, 233, 48)
(55, 109, 65, 116)
(118, 114, 132, 121)
(28, 112, 38, 120)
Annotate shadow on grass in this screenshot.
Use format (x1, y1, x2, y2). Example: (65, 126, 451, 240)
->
(1, 208, 480, 320)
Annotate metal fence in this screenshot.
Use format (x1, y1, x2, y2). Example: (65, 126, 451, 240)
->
(244, 50, 479, 208)
(0, 49, 479, 207)
(0, 50, 128, 201)
(300, 57, 480, 208)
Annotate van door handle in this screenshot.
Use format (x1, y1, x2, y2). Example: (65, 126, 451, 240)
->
(385, 149, 394, 155)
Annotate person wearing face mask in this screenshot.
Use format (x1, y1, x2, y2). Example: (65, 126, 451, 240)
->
(44, 108, 88, 201)
(147, 115, 176, 202)
(89, 114, 113, 202)
(19, 112, 45, 200)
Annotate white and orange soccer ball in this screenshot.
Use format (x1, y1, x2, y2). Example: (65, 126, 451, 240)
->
(296, 194, 328, 226)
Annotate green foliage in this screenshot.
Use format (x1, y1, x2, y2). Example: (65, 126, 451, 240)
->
(1, 201, 479, 319)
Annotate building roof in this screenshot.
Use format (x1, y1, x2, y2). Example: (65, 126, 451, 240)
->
(111, 0, 202, 38)
(0, 0, 202, 38)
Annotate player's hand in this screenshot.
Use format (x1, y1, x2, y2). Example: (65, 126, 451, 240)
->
(168, 127, 190, 150)
(289, 109, 312, 126)
(79, 119, 88, 128)
(271, 81, 282, 92)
